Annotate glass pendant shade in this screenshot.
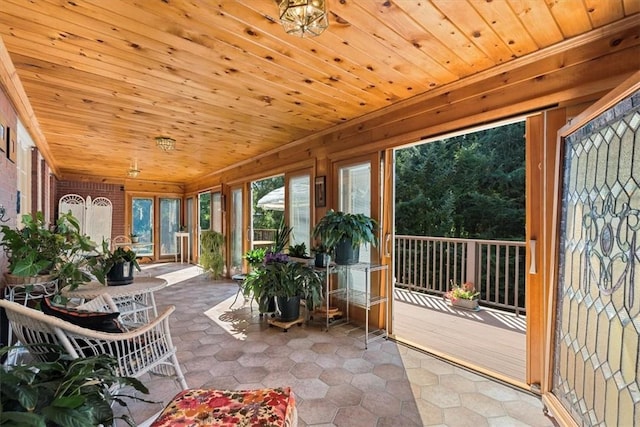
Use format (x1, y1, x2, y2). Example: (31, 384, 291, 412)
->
(155, 136, 176, 151)
(278, 0, 328, 38)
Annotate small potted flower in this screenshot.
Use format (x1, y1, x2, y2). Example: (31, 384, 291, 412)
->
(129, 233, 139, 243)
(444, 281, 480, 311)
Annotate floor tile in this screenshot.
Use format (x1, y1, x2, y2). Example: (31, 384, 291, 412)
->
(114, 264, 558, 427)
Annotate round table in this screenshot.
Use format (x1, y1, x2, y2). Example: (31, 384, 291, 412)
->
(63, 277, 168, 324)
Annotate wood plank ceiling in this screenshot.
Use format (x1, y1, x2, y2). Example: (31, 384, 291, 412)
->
(0, 0, 638, 184)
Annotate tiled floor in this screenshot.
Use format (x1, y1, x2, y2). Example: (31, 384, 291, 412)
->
(118, 263, 557, 427)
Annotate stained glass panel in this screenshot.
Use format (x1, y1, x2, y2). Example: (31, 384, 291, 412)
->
(554, 91, 640, 426)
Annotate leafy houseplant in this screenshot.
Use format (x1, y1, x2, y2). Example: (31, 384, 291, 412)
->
(0, 212, 99, 290)
(200, 230, 224, 279)
(0, 345, 149, 427)
(243, 252, 323, 320)
(272, 217, 292, 253)
(312, 210, 379, 265)
(129, 233, 139, 243)
(93, 240, 141, 286)
(288, 243, 308, 258)
(243, 247, 266, 270)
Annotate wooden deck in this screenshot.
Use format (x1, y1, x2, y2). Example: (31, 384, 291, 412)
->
(392, 288, 527, 384)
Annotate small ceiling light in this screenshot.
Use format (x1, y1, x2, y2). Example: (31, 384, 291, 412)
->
(128, 159, 140, 178)
(155, 136, 176, 151)
(278, 0, 328, 38)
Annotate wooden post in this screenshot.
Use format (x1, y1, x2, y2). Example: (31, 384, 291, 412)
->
(465, 240, 477, 285)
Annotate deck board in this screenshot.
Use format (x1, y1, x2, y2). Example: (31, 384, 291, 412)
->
(393, 288, 526, 383)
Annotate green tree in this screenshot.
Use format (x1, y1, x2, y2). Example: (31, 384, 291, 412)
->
(395, 121, 525, 240)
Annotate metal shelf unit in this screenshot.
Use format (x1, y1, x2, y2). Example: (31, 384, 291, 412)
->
(323, 262, 388, 348)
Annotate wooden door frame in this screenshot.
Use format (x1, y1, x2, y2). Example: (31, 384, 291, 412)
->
(331, 153, 386, 328)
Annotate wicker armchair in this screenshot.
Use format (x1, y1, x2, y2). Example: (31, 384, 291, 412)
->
(0, 297, 188, 390)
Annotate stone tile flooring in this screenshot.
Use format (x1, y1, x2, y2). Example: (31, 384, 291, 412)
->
(118, 264, 557, 426)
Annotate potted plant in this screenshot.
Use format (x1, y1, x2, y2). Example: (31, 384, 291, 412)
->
(243, 247, 266, 270)
(311, 243, 330, 268)
(0, 211, 99, 290)
(288, 242, 310, 264)
(272, 217, 292, 253)
(94, 240, 141, 286)
(312, 210, 379, 265)
(444, 281, 480, 311)
(200, 230, 224, 279)
(243, 251, 323, 321)
(129, 232, 139, 243)
(0, 345, 149, 427)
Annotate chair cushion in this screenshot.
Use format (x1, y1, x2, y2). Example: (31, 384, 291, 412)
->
(150, 387, 296, 427)
(41, 298, 125, 333)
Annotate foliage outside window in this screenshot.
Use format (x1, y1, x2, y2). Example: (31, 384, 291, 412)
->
(200, 230, 224, 279)
(395, 121, 525, 240)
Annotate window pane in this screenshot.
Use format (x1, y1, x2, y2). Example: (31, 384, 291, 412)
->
(252, 176, 284, 249)
(132, 198, 153, 256)
(339, 162, 371, 292)
(199, 192, 211, 230)
(289, 175, 310, 251)
(160, 198, 180, 256)
(230, 188, 243, 275)
(212, 192, 222, 233)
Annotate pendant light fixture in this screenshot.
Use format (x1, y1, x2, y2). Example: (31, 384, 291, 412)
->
(277, 0, 329, 38)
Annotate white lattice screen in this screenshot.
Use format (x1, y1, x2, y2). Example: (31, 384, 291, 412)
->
(58, 194, 112, 247)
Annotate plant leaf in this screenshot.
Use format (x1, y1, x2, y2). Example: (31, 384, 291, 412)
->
(0, 411, 47, 427)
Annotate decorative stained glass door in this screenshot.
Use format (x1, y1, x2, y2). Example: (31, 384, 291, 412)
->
(548, 83, 639, 425)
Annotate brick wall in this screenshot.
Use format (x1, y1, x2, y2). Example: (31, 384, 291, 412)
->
(0, 87, 18, 278)
(55, 181, 125, 239)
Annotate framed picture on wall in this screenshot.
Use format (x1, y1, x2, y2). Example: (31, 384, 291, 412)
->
(315, 176, 326, 207)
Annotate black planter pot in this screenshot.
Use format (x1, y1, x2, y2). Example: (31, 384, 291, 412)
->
(276, 296, 301, 322)
(258, 296, 277, 315)
(334, 239, 360, 265)
(314, 253, 330, 268)
(106, 261, 134, 286)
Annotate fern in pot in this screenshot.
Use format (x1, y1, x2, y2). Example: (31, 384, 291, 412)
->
(312, 210, 378, 265)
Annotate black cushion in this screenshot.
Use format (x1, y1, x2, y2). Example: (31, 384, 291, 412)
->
(41, 298, 125, 333)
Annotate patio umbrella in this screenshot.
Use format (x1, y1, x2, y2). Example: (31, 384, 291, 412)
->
(257, 186, 285, 211)
(257, 181, 310, 211)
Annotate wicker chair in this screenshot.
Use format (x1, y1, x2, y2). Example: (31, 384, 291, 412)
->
(0, 296, 188, 390)
(111, 234, 132, 251)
